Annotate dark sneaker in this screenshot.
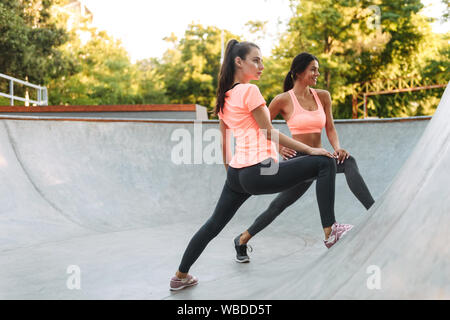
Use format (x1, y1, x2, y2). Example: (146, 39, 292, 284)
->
(169, 274, 198, 291)
(234, 234, 252, 263)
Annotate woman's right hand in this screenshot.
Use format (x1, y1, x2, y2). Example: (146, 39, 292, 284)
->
(308, 147, 335, 158)
(279, 146, 297, 160)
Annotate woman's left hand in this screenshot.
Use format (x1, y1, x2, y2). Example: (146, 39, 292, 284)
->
(334, 148, 350, 164)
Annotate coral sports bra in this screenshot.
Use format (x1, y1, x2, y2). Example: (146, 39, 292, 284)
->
(286, 88, 326, 135)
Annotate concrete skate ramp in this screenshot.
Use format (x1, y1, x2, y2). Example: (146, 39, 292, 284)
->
(0, 86, 447, 299)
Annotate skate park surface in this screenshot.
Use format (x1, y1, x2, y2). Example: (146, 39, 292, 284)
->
(0, 86, 448, 299)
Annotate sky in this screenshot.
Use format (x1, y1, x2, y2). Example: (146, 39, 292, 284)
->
(82, 0, 449, 63)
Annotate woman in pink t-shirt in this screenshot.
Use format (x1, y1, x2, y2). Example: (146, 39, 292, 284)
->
(170, 40, 352, 291)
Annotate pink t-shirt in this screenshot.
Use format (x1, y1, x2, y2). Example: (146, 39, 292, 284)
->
(218, 83, 278, 168)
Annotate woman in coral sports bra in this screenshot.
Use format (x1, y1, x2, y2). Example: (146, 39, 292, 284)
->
(233, 53, 375, 263)
(170, 42, 353, 291)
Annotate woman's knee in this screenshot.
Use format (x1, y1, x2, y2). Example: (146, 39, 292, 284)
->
(318, 155, 337, 173)
(344, 155, 358, 170)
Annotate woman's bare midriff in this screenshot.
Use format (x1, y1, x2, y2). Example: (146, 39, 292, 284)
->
(292, 132, 322, 149)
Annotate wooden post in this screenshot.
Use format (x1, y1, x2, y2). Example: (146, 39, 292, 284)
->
(352, 95, 358, 119)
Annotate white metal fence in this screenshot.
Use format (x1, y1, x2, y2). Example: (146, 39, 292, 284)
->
(0, 73, 48, 106)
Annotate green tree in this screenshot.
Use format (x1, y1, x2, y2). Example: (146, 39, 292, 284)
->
(0, 0, 74, 95)
(134, 58, 168, 104)
(266, 0, 447, 118)
(367, 29, 449, 118)
(47, 22, 144, 105)
(156, 24, 241, 115)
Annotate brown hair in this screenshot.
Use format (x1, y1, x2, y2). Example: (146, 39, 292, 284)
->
(283, 52, 319, 92)
(215, 40, 260, 115)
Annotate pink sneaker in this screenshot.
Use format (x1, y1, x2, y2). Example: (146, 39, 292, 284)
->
(324, 222, 353, 249)
(169, 274, 198, 291)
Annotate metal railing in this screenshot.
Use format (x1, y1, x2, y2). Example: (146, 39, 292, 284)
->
(0, 73, 48, 106)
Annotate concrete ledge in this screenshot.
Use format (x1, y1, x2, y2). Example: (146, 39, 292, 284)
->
(0, 114, 432, 124)
(0, 104, 210, 121)
(0, 104, 198, 112)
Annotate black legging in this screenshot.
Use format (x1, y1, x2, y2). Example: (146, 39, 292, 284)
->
(247, 153, 374, 237)
(178, 155, 336, 273)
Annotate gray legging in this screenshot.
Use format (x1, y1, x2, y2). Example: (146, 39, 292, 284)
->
(247, 152, 375, 237)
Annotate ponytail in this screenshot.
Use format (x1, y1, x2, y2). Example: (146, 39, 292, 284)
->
(215, 39, 260, 115)
(283, 70, 294, 92)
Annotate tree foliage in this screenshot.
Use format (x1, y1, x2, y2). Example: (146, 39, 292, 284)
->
(262, 0, 448, 118)
(1, 0, 447, 118)
(0, 0, 74, 89)
(151, 24, 240, 113)
(48, 25, 143, 105)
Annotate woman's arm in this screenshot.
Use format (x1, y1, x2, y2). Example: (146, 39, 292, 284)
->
(268, 94, 297, 159)
(320, 90, 349, 163)
(220, 119, 231, 171)
(251, 104, 333, 157)
(268, 94, 286, 121)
